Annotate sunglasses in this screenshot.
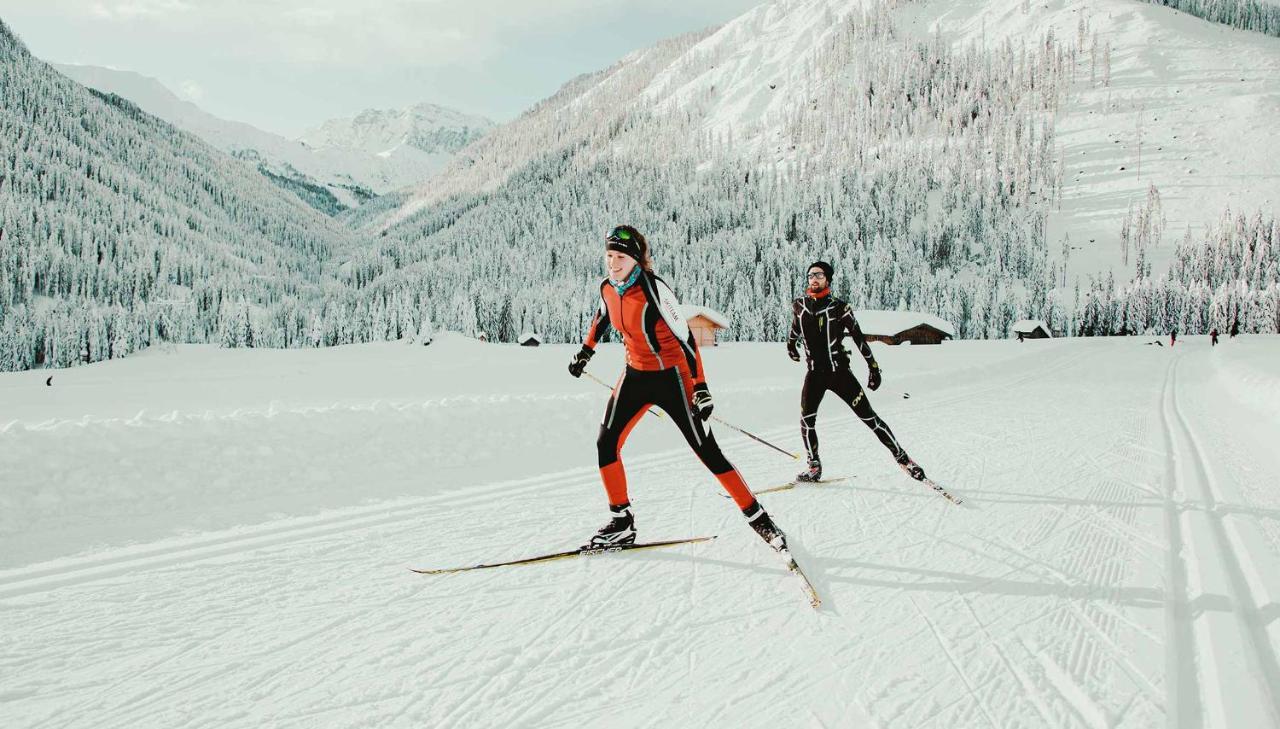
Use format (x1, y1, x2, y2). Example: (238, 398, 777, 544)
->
(607, 227, 633, 242)
(806, 272, 827, 279)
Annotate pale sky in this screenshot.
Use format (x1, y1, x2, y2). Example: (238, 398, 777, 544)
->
(0, 0, 765, 137)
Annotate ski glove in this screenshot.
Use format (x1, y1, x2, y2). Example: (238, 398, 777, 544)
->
(787, 344, 800, 362)
(866, 362, 882, 391)
(568, 346, 594, 378)
(691, 383, 714, 421)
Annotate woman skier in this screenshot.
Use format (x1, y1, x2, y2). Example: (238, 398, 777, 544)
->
(568, 225, 789, 554)
(786, 261, 927, 484)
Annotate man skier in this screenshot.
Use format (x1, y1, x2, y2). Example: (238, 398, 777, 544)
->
(786, 261, 927, 484)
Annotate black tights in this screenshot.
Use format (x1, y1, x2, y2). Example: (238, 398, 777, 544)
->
(800, 368, 905, 464)
(595, 367, 754, 509)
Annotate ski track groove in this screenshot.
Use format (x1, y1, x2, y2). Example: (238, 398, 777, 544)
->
(27, 618, 239, 729)
(956, 592, 1062, 728)
(925, 365, 1157, 724)
(1162, 352, 1280, 726)
(0, 444, 708, 599)
(907, 595, 1002, 729)
(423, 552, 636, 727)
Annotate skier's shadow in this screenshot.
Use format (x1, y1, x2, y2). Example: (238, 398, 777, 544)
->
(846, 483, 1280, 522)
(624, 549, 1280, 623)
(616, 546, 841, 613)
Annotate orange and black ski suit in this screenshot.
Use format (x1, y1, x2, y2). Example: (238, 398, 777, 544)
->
(581, 270, 755, 509)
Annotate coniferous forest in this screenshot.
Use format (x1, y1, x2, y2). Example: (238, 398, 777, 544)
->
(1, 2, 1277, 372)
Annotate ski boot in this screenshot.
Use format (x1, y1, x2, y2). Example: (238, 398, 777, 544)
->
(582, 503, 636, 550)
(795, 459, 822, 483)
(896, 452, 926, 481)
(743, 501, 788, 553)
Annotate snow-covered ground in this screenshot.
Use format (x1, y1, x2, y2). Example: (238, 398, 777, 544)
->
(3, 335, 1280, 727)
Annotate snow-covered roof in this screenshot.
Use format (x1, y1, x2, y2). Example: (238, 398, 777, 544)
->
(853, 310, 956, 338)
(679, 305, 730, 329)
(517, 332, 542, 343)
(1010, 320, 1052, 336)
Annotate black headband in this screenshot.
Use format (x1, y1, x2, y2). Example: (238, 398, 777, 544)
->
(606, 226, 644, 261)
(606, 240, 643, 260)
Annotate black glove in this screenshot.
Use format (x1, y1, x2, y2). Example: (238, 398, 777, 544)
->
(567, 346, 594, 378)
(866, 362, 882, 391)
(691, 383, 714, 421)
(787, 344, 800, 362)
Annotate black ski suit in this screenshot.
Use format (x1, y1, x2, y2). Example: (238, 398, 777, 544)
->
(786, 292, 907, 465)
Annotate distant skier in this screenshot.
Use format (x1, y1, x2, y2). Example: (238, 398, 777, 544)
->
(569, 225, 790, 554)
(786, 261, 927, 484)
(1211, 328, 1219, 346)
(1171, 329, 1177, 347)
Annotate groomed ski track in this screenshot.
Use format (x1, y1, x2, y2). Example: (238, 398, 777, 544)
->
(3, 338, 1280, 728)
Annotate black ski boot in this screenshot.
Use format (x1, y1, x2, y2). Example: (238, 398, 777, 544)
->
(743, 501, 788, 553)
(896, 452, 925, 481)
(582, 503, 636, 550)
(795, 459, 822, 483)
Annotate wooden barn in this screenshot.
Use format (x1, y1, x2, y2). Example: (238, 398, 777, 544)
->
(1010, 320, 1052, 340)
(518, 332, 542, 347)
(679, 305, 730, 347)
(853, 310, 956, 345)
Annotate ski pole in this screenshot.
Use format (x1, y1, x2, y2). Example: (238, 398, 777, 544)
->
(583, 371, 664, 419)
(707, 414, 801, 461)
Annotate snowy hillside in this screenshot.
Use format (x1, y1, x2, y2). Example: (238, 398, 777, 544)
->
(4, 336, 1280, 726)
(53, 64, 493, 214)
(0, 19, 389, 370)
(393, 0, 1279, 269)
(900, 0, 1280, 282)
(354, 0, 1277, 347)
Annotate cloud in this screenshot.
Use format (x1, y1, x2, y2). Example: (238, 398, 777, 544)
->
(44, 0, 644, 69)
(89, 0, 193, 19)
(7, 0, 765, 132)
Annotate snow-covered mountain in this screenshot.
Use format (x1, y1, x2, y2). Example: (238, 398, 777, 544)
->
(53, 64, 493, 214)
(389, 0, 1278, 272)
(355, 0, 1277, 345)
(0, 19, 396, 370)
(300, 103, 493, 158)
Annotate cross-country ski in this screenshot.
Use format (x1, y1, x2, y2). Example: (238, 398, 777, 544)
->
(780, 549, 823, 609)
(722, 476, 851, 497)
(917, 476, 965, 506)
(410, 536, 716, 575)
